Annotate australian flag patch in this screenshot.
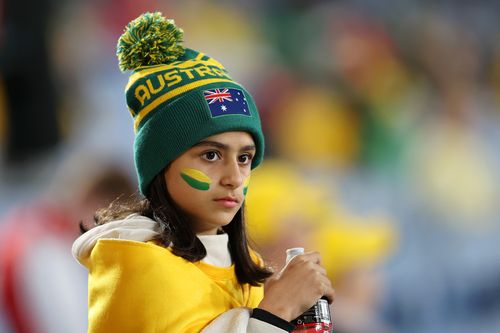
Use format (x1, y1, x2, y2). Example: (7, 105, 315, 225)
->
(203, 88, 251, 117)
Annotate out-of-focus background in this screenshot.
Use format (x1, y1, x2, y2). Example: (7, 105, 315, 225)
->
(0, 0, 499, 332)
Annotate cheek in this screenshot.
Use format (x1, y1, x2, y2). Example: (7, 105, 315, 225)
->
(166, 168, 213, 206)
(166, 173, 204, 213)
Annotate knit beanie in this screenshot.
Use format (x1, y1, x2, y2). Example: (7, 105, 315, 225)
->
(117, 12, 264, 195)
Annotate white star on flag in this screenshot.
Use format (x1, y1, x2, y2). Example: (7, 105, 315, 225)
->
(221, 105, 227, 112)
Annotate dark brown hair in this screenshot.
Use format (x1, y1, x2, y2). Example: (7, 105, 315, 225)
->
(84, 172, 272, 286)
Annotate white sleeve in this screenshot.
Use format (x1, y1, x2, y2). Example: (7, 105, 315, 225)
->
(200, 307, 289, 333)
(20, 238, 88, 333)
(248, 317, 290, 333)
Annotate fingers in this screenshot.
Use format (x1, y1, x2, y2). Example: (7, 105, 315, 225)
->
(315, 265, 327, 277)
(263, 250, 335, 319)
(289, 253, 327, 276)
(303, 253, 334, 303)
(314, 273, 334, 301)
(301, 251, 322, 265)
(323, 285, 336, 304)
(289, 251, 321, 266)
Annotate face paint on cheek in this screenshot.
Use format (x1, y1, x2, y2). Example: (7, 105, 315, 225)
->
(180, 168, 212, 191)
(243, 176, 251, 196)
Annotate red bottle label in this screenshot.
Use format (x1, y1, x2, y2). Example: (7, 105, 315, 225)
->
(291, 298, 333, 332)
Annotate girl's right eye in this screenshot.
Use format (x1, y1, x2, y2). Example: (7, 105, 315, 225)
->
(202, 151, 220, 161)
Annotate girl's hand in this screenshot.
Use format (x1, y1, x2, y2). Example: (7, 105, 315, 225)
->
(257, 252, 335, 321)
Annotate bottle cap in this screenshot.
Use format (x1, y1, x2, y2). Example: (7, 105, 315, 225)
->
(286, 247, 305, 263)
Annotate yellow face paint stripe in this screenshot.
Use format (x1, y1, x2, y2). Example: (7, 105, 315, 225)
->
(182, 168, 211, 183)
(180, 168, 212, 191)
(134, 78, 235, 132)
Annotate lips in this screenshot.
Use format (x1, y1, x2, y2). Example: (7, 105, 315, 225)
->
(214, 196, 239, 203)
(214, 196, 240, 208)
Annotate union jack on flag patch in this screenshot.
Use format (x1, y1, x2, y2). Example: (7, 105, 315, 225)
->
(204, 88, 233, 104)
(203, 88, 251, 118)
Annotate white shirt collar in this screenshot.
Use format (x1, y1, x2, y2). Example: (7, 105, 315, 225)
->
(198, 233, 232, 268)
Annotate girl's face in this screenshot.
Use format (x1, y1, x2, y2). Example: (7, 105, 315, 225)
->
(164, 131, 255, 235)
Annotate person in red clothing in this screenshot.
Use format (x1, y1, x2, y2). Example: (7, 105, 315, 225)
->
(0, 162, 135, 333)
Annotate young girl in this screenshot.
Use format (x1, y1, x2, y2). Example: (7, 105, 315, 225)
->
(72, 12, 334, 333)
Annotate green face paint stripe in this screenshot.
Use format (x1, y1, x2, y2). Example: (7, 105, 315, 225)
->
(181, 172, 210, 191)
(243, 176, 250, 196)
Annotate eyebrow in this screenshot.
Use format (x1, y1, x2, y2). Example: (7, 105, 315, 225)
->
(193, 140, 256, 151)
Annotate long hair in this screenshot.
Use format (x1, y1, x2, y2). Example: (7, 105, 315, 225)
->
(85, 172, 272, 286)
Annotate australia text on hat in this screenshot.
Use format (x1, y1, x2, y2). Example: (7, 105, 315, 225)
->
(133, 63, 232, 106)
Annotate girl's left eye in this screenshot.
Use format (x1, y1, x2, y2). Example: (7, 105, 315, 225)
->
(202, 151, 220, 161)
(238, 154, 253, 164)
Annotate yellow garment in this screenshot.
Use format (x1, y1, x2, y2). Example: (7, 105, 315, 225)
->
(310, 219, 396, 282)
(84, 239, 263, 333)
(245, 159, 332, 244)
(245, 159, 397, 282)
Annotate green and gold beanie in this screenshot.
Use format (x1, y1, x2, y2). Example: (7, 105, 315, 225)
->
(117, 12, 264, 195)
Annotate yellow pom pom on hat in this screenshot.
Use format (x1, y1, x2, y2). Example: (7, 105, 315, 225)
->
(117, 12, 264, 195)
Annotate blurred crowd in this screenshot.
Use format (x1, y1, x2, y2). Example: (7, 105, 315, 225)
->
(0, 0, 499, 332)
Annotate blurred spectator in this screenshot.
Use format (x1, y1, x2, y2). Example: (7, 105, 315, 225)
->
(268, 84, 360, 171)
(379, 14, 500, 332)
(325, 11, 422, 175)
(0, 153, 136, 333)
(246, 159, 333, 266)
(409, 13, 499, 227)
(312, 221, 395, 333)
(246, 159, 397, 333)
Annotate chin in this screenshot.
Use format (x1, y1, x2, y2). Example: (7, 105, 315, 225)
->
(213, 213, 238, 228)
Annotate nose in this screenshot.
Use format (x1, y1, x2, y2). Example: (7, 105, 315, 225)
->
(219, 159, 244, 189)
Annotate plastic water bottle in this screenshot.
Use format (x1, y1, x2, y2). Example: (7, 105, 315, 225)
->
(286, 248, 333, 333)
